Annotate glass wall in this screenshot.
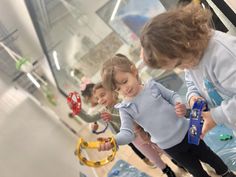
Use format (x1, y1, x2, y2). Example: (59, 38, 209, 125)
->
(25, 0, 186, 111)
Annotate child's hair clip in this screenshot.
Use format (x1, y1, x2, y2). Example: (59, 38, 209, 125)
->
(80, 76, 91, 91)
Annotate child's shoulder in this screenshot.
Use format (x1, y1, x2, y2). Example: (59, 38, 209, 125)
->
(114, 101, 132, 109)
(145, 78, 161, 88)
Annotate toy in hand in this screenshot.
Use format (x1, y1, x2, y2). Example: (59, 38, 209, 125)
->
(188, 99, 208, 145)
(67, 92, 82, 116)
(74, 137, 117, 167)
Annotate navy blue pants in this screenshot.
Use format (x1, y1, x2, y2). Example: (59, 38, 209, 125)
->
(164, 134, 228, 177)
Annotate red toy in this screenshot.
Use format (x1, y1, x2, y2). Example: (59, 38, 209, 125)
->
(67, 92, 82, 116)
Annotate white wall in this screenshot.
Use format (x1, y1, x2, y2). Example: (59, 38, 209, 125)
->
(0, 88, 96, 177)
(0, 0, 43, 61)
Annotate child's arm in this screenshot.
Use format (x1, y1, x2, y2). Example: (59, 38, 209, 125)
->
(152, 79, 182, 105)
(116, 110, 135, 145)
(206, 40, 236, 130)
(100, 112, 120, 123)
(185, 70, 203, 105)
(78, 110, 101, 123)
(201, 111, 217, 138)
(152, 79, 186, 117)
(99, 110, 135, 151)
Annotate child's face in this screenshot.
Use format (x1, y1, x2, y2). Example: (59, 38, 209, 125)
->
(114, 70, 140, 98)
(94, 88, 115, 107)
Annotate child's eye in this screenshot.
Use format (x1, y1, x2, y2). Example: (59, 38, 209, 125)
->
(122, 80, 127, 84)
(116, 87, 120, 92)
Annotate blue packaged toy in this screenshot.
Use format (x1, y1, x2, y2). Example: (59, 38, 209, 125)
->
(188, 99, 208, 145)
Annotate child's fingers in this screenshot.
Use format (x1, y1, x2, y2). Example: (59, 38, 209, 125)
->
(176, 106, 186, 112)
(98, 142, 112, 151)
(101, 112, 112, 122)
(201, 123, 207, 139)
(91, 124, 98, 132)
(175, 103, 182, 110)
(104, 142, 111, 150)
(175, 103, 186, 117)
(175, 103, 185, 109)
(98, 143, 104, 151)
(176, 112, 185, 117)
(201, 112, 216, 139)
(175, 102, 181, 106)
(97, 137, 105, 142)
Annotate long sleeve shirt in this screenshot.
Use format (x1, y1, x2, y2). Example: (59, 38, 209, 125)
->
(115, 79, 189, 149)
(185, 30, 236, 134)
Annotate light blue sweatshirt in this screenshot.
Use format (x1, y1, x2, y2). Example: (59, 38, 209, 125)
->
(185, 30, 236, 135)
(115, 79, 189, 149)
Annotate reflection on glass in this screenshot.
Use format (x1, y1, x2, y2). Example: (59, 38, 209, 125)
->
(26, 0, 182, 114)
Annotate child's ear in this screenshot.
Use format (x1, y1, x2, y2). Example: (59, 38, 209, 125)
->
(130, 65, 138, 76)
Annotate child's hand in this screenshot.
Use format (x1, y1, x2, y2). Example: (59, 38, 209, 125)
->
(189, 96, 205, 108)
(91, 122, 99, 132)
(175, 102, 186, 117)
(201, 111, 216, 139)
(100, 112, 112, 122)
(97, 137, 114, 151)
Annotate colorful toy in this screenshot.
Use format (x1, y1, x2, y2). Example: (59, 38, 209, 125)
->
(67, 92, 117, 167)
(74, 137, 117, 167)
(219, 134, 233, 141)
(188, 99, 208, 145)
(67, 91, 82, 116)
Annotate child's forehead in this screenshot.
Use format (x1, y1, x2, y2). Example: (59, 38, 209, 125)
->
(94, 87, 106, 94)
(114, 69, 129, 76)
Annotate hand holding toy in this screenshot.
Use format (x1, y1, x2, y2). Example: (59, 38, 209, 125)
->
(67, 91, 82, 116)
(188, 99, 208, 145)
(67, 92, 116, 167)
(74, 137, 117, 167)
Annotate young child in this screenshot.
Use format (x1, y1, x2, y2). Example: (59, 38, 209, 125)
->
(139, 3, 236, 138)
(73, 82, 103, 126)
(93, 82, 177, 177)
(99, 54, 233, 177)
(80, 82, 158, 169)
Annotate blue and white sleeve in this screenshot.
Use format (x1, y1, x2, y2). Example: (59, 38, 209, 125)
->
(151, 79, 182, 105)
(185, 70, 201, 103)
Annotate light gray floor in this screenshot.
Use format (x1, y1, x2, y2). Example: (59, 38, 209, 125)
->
(0, 96, 88, 177)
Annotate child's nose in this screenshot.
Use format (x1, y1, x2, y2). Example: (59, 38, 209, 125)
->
(98, 99, 102, 104)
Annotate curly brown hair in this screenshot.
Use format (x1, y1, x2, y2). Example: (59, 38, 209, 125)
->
(140, 2, 213, 69)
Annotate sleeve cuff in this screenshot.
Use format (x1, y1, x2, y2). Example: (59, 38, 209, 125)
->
(186, 92, 200, 104)
(173, 94, 182, 104)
